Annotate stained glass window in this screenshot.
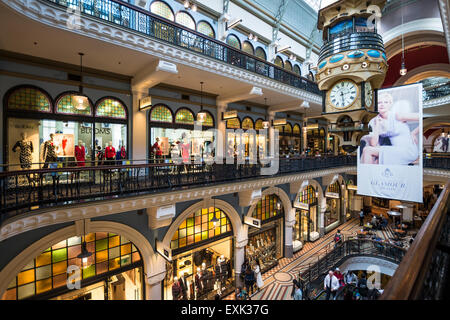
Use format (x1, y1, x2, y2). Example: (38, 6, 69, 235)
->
(95, 98, 127, 119)
(2, 233, 141, 300)
(285, 61, 293, 71)
(150, 1, 174, 21)
(7, 87, 51, 113)
(56, 94, 92, 116)
(175, 11, 195, 29)
(150, 105, 173, 123)
(255, 47, 266, 60)
(200, 111, 214, 127)
(241, 117, 254, 130)
(293, 124, 301, 135)
(242, 41, 254, 55)
(226, 34, 241, 50)
(252, 195, 284, 222)
(197, 21, 215, 38)
(294, 65, 301, 76)
(274, 56, 284, 68)
(170, 207, 232, 250)
(255, 119, 264, 130)
(284, 123, 292, 134)
(226, 118, 241, 129)
(175, 108, 194, 125)
(298, 185, 317, 205)
(328, 181, 340, 194)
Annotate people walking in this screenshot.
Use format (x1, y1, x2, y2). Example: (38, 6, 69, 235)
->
(253, 259, 264, 292)
(244, 265, 255, 297)
(323, 270, 340, 300)
(292, 279, 303, 300)
(359, 209, 365, 226)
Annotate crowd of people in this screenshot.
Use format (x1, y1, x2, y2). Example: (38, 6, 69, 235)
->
(234, 258, 264, 300)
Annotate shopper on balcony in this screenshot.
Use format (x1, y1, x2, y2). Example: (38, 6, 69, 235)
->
(324, 270, 339, 300)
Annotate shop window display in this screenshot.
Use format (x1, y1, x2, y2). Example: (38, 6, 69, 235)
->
(94, 123, 127, 163)
(325, 182, 341, 228)
(2, 233, 142, 300)
(293, 186, 319, 243)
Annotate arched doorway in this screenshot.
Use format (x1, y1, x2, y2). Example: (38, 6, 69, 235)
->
(324, 180, 343, 232)
(293, 185, 320, 243)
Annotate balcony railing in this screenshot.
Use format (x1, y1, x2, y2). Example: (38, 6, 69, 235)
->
(319, 31, 385, 62)
(42, 0, 321, 95)
(0, 156, 355, 221)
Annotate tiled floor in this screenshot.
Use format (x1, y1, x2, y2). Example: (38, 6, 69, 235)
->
(225, 217, 401, 300)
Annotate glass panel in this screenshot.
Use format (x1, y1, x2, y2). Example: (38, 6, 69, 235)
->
(150, 1, 174, 21)
(17, 283, 35, 300)
(255, 47, 266, 60)
(226, 34, 240, 49)
(242, 41, 254, 55)
(52, 248, 67, 263)
(226, 118, 240, 129)
(175, 12, 195, 30)
(36, 278, 52, 294)
(197, 21, 214, 38)
(285, 61, 292, 71)
(7, 87, 51, 112)
(293, 124, 300, 134)
(274, 56, 284, 68)
(242, 117, 254, 129)
(17, 270, 35, 286)
(150, 105, 173, 123)
(294, 65, 301, 75)
(94, 122, 128, 162)
(36, 265, 52, 281)
(175, 108, 195, 124)
(251, 194, 284, 222)
(96, 98, 127, 119)
(56, 94, 92, 116)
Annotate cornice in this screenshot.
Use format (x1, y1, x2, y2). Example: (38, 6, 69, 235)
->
(0, 166, 355, 242)
(1, 0, 322, 104)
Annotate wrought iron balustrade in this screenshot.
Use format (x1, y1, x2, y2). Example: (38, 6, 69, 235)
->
(43, 0, 321, 95)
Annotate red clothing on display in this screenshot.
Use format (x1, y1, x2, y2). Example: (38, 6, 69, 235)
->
(181, 143, 190, 163)
(120, 146, 126, 159)
(152, 142, 162, 156)
(105, 146, 116, 159)
(75, 145, 86, 167)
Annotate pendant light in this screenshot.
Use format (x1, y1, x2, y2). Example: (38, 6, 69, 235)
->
(210, 197, 220, 227)
(197, 82, 207, 123)
(276, 187, 281, 211)
(399, 2, 407, 76)
(77, 219, 92, 268)
(73, 52, 89, 110)
(262, 98, 270, 129)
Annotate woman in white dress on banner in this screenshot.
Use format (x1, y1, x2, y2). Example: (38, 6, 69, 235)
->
(253, 259, 264, 292)
(361, 92, 420, 165)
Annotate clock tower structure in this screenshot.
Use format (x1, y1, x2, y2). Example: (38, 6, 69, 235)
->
(316, 0, 388, 153)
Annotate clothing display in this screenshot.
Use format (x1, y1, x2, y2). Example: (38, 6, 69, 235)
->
(75, 145, 86, 167)
(105, 145, 116, 165)
(246, 228, 279, 273)
(42, 139, 57, 168)
(12, 139, 33, 169)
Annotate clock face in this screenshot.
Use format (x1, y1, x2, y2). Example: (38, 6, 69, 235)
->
(329, 80, 358, 109)
(365, 82, 373, 108)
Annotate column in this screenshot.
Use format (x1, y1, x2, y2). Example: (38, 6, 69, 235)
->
(319, 197, 326, 237)
(131, 89, 148, 163)
(284, 208, 296, 258)
(146, 272, 166, 300)
(216, 102, 227, 162)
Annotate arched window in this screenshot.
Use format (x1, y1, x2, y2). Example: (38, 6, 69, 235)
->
(285, 61, 293, 71)
(255, 119, 264, 130)
(274, 56, 284, 68)
(6, 86, 52, 113)
(255, 47, 266, 60)
(170, 207, 232, 250)
(284, 123, 292, 134)
(293, 65, 301, 76)
(226, 34, 241, 50)
(175, 108, 195, 125)
(95, 98, 127, 119)
(175, 11, 195, 29)
(199, 110, 214, 127)
(241, 117, 254, 130)
(328, 181, 341, 194)
(197, 21, 215, 38)
(298, 185, 317, 205)
(226, 117, 241, 129)
(293, 124, 301, 135)
(4, 232, 142, 300)
(150, 1, 174, 21)
(252, 194, 284, 222)
(150, 104, 173, 123)
(55, 93, 92, 116)
(242, 41, 254, 55)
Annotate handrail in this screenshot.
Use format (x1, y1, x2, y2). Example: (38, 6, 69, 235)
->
(380, 182, 450, 300)
(42, 0, 320, 94)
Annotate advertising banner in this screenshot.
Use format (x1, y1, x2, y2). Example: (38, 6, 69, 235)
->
(357, 83, 423, 202)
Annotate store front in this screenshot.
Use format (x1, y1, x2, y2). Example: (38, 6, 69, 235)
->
(246, 194, 284, 273)
(165, 206, 234, 300)
(293, 185, 319, 243)
(149, 104, 215, 161)
(306, 127, 326, 155)
(324, 181, 342, 231)
(1, 232, 143, 300)
(278, 123, 301, 157)
(4, 86, 128, 170)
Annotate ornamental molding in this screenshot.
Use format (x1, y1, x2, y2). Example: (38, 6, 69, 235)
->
(424, 94, 450, 108)
(0, 166, 356, 242)
(2, 0, 321, 104)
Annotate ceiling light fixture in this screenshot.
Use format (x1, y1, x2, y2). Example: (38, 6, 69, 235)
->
(289, 54, 296, 61)
(73, 52, 89, 111)
(210, 197, 219, 227)
(262, 98, 270, 129)
(400, 1, 407, 76)
(197, 81, 207, 123)
(184, 0, 197, 11)
(248, 33, 258, 42)
(77, 219, 92, 268)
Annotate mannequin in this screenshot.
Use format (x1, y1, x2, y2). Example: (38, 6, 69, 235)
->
(105, 141, 116, 165)
(12, 132, 33, 169)
(42, 133, 57, 168)
(195, 267, 203, 298)
(75, 140, 86, 167)
(179, 271, 187, 300)
(172, 276, 182, 300)
(120, 145, 127, 160)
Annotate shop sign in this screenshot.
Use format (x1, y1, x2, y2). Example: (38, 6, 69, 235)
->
(347, 185, 358, 191)
(156, 241, 172, 262)
(223, 110, 238, 120)
(294, 201, 309, 210)
(244, 216, 261, 229)
(273, 118, 287, 126)
(139, 96, 152, 111)
(325, 192, 340, 199)
(156, 204, 176, 219)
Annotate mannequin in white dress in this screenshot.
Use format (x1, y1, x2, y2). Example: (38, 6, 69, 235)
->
(361, 92, 420, 165)
(252, 259, 264, 291)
